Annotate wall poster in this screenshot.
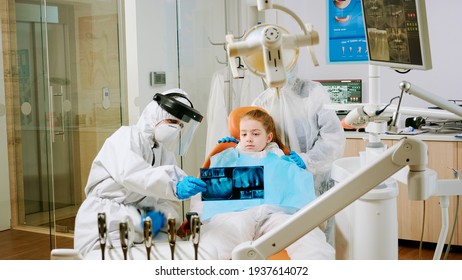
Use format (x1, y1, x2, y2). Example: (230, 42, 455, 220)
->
(328, 0, 368, 63)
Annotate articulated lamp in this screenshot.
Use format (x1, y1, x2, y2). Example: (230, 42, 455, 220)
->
(225, 0, 319, 89)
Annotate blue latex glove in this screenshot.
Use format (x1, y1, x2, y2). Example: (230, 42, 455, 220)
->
(218, 136, 239, 144)
(176, 176, 207, 200)
(289, 151, 306, 169)
(141, 210, 165, 235)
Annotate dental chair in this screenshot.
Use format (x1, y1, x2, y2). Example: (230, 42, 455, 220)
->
(200, 105, 291, 260)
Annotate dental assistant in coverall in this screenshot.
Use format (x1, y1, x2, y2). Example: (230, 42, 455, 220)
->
(74, 88, 207, 257)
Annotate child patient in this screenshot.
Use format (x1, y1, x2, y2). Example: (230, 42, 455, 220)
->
(191, 108, 334, 260)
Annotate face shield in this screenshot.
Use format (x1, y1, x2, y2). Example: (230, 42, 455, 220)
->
(153, 92, 203, 156)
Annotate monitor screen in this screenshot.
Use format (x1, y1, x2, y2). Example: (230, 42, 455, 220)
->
(315, 79, 362, 105)
(361, 0, 432, 71)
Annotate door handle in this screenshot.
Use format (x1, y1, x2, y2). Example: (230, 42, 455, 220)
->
(57, 86, 65, 142)
(49, 85, 66, 142)
(48, 85, 55, 143)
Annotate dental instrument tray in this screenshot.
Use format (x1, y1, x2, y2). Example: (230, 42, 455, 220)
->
(200, 166, 264, 201)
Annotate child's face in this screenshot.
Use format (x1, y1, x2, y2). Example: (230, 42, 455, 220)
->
(239, 118, 273, 152)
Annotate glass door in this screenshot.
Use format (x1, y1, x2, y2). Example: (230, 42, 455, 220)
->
(5, 0, 126, 249)
(15, 4, 74, 234)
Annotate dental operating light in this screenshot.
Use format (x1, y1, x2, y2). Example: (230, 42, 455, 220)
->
(226, 0, 319, 88)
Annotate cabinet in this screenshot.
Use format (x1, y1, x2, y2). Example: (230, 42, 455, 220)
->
(344, 134, 462, 245)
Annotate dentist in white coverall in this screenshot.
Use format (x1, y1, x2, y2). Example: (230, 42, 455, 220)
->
(74, 88, 207, 257)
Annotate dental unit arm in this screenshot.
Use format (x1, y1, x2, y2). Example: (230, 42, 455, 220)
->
(226, 0, 319, 88)
(399, 81, 462, 119)
(342, 80, 462, 130)
(398, 81, 462, 260)
(232, 81, 462, 260)
(342, 103, 390, 130)
(232, 137, 437, 259)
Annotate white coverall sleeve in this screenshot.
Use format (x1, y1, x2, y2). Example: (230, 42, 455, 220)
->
(299, 85, 346, 174)
(89, 127, 186, 200)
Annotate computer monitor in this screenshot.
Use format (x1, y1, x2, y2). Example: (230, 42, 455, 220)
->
(361, 0, 432, 71)
(315, 79, 362, 106)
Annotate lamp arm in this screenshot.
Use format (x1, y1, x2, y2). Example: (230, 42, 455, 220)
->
(232, 137, 435, 259)
(272, 4, 308, 35)
(272, 4, 319, 66)
(400, 81, 462, 119)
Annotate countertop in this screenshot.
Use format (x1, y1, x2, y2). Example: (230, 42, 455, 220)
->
(345, 130, 462, 142)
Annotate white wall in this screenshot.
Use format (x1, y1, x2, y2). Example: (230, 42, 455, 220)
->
(124, 0, 230, 176)
(124, 0, 180, 124)
(276, 0, 460, 110)
(125, 0, 461, 177)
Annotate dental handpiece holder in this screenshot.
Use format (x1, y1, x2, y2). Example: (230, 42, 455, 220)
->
(168, 217, 176, 260)
(143, 217, 153, 260)
(82, 214, 219, 260)
(97, 212, 107, 260)
(191, 215, 201, 260)
(119, 222, 129, 260)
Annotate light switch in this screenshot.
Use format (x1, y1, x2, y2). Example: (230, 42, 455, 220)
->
(102, 87, 110, 109)
(150, 72, 166, 86)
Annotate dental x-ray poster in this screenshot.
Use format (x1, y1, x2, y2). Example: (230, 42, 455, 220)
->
(328, 0, 368, 63)
(200, 166, 264, 201)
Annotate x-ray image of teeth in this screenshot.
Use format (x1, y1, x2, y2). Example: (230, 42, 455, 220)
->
(363, 0, 413, 63)
(200, 166, 264, 201)
(385, 4, 405, 28)
(364, 0, 385, 28)
(367, 28, 389, 61)
(387, 28, 410, 63)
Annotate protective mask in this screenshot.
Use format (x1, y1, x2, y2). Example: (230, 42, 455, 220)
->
(154, 123, 181, 143)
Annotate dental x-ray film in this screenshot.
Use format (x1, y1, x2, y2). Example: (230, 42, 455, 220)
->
(200, 166, 264, 201)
